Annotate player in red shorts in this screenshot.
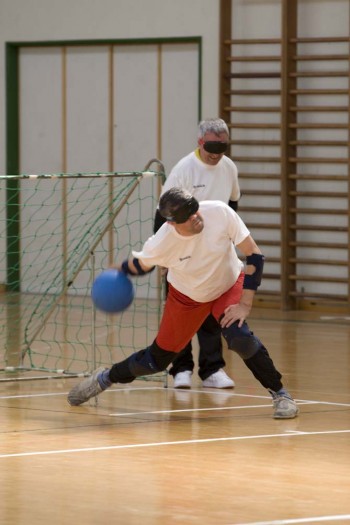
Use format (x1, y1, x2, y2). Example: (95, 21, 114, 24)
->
(68, 187, 298, 419)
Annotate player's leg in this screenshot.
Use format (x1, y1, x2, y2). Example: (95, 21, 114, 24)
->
(67, 341, 176, 406)
(220, 320, 282, 389)
(197, 314, 224, 378)
(168, 342, 195, 388)
(197, 314, 234, 388)
(109, 340, 176, 382)
(220, 320, 298, 417)
(211, 278, 298, 419)
(67, 284, 211, 405)
(212, 277, 284, 391)
(158, 277, 195, 386)
(221, 321, 298, 418)
(157, 284, 212, 388)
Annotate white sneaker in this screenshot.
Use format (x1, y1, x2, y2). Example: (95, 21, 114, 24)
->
(173, 370, 192, 389)
(202, 369, 235, 389)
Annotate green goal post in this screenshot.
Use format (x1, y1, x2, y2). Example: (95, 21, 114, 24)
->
(0, 162, 167, 385)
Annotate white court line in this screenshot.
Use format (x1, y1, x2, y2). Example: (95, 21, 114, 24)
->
(0, 386, 164, 400)
(109, 404, 278, 416)
(237, 514, 350, 524)
(0, 392, 69, 400)
(320, 315, 350, 321)
(0, 428, 349, 459)
(107, 397, 346, 417)
(0, 392, 321, 419)
(1, 387, 349, 409)
(108, 397, 350, 417)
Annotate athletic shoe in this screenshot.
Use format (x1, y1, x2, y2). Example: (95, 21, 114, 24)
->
(202, 369, 235, 389)
(67, 367, 107, 406)
(173, 370, 192, 389)
(272, 394, 299, 419)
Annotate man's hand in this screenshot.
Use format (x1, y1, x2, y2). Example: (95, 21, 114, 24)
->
(220, 302, 252, 328)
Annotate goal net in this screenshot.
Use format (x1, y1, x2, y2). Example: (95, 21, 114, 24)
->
(0, 166, 166, 383)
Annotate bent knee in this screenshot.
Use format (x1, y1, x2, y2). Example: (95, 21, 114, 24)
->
(221, 321, 260, 359)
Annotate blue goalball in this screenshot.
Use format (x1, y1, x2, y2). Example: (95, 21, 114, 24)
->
(91, 268, 135, 313)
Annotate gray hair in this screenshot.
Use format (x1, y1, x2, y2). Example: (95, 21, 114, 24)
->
(198, 118, 229, 139)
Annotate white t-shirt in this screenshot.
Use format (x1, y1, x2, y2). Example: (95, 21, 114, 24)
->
(161, 150, 240, 203)
(133, 201, 249, 302)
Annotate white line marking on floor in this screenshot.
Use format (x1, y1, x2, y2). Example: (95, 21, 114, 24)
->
(0, 429, 349, 459)
(236, 514, 350, 524)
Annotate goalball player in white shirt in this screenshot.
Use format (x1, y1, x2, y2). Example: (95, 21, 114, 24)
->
(153, 118, 240, 389)
(68, 187, 299, 420)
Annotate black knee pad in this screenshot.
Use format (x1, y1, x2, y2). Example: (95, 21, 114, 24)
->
(128, 341, 176, 377)
(221, 321, 260, 359)
(128, 347, 161, 377)
(109, 351, 154, 383)
(109, 341, 177, 383)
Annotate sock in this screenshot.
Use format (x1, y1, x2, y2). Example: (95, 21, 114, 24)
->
(269, 387, 291, 399)
(97, 369, 112, 390)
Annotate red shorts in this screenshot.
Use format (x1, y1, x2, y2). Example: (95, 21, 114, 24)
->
(156, 272, 244, 352)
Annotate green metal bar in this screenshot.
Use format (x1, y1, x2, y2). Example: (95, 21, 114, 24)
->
(198, 38, 202, 122)
(6, 36, 201, 49)
(6, 43, 20, 292)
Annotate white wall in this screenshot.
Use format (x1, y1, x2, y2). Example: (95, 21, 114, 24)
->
(1, 0, 349, 301)
(1, 0, 349, 171)
(0, 0, 221, 174)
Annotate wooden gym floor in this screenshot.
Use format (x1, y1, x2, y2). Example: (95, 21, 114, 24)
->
(1, 308, 350, 525)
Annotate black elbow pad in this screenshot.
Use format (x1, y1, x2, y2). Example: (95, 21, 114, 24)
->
(229, 200, 238, 212)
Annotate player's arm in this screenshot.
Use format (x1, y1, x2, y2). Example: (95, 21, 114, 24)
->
(238, 235, 264, 307)
(228, 163, 240, 212)
(221, 235, 264, 328)
(228, 181, 240, 212)
(228, 200, 238, 212)
(239, 240, 263, 314)
(119, 257, 155, 276)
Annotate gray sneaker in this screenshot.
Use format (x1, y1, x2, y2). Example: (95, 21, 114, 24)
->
(68, 367, 107, 406)
(273, 394, 299, 419)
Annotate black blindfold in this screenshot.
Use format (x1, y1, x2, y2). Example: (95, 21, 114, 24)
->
(164, 196, 199, 224)
(203, 141, 228, 154)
